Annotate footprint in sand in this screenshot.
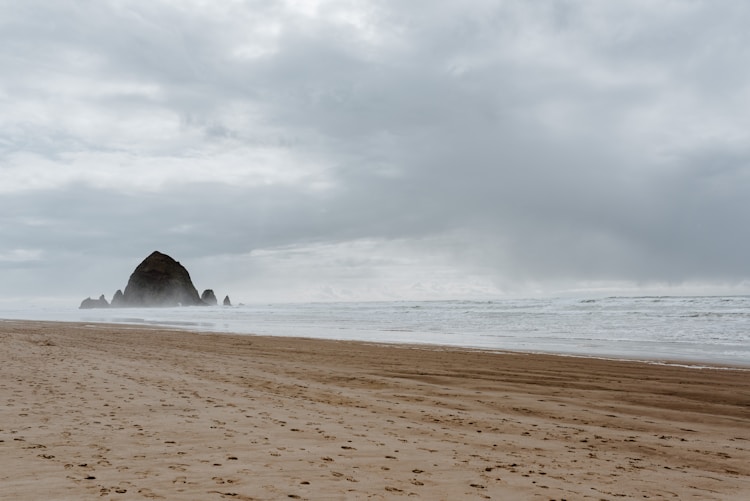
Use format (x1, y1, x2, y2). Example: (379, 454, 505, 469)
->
(137, 487, 164, 499)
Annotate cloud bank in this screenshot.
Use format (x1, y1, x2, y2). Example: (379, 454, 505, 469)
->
(2, 1, 750, 302)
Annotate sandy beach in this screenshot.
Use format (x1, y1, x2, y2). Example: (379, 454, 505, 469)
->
(1, 320, 748, 500)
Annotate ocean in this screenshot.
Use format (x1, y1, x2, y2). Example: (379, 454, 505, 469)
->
(2, 296, 749, 367)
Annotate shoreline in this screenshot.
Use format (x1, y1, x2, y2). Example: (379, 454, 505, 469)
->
(2, 319, 749, 499)
(4, 317, 749, 370)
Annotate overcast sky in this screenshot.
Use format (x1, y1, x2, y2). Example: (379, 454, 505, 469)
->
(2, 0, 750, 304)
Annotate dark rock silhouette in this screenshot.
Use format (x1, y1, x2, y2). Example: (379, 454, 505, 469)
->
(120, 251, 204, 307)
(111, 289, 125, 307)
(80, 294, 109, 309)
(201, 289, 218, 305)
(79, 251, 232, 308)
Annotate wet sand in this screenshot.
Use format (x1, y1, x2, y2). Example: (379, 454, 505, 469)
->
(1, 319, 748, 500)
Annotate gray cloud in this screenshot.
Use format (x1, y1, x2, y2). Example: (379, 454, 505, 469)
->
(2, 0, 750, 302)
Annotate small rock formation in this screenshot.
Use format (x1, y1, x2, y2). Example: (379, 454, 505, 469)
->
(201, 289, 218, 305)
(111, 289, 125, 307)
(120, 251, 204, 307)
(79, 251, 232, 308)
(79, 294, 109, 309)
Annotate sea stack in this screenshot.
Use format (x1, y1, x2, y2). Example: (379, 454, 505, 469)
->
(223, 295, 232, 306)
(201, 289, 218, 305)
(120, 251, 204, 307)
(79, 294, 109, 309)
(111, 289, 125, 307)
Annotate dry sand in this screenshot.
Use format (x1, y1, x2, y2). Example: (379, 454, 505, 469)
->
(1, 320, 748, 500)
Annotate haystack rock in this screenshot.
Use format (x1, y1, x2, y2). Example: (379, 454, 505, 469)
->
(120, 251, 204, 307)
(201, 289, 218, 305)
(80, 294, 109, 309)
(223, 295, 232, 306)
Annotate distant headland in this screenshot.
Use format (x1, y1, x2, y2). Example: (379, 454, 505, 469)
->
(79, 251, 231, 308)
